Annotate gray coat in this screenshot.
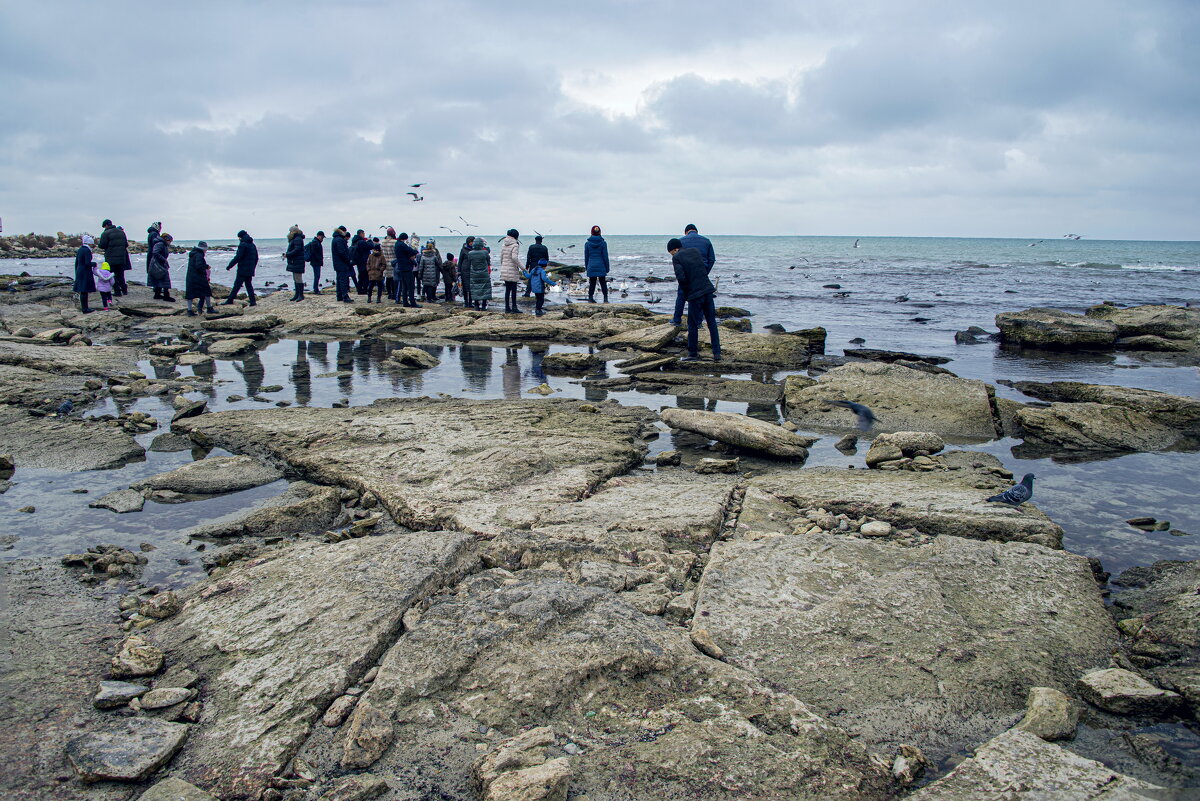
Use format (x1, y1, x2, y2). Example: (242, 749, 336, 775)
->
(466, 248, 492, 300)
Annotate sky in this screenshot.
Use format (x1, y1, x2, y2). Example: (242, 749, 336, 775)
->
(1, 0, 1197, 241)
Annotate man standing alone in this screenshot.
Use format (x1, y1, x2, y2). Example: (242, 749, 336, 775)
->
(97, 219, 130, 296)
(223, 229, 258, 306)
(671, 224, 715, 325)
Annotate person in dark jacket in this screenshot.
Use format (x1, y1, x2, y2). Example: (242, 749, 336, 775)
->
(523, 235, 549, 297)
(351, 229, 372, 294)
(672, 223, 715, 324)
(668, 238, 720, 361)
(145, 221, 161, 274)
(146, 222, 175, 299)
(307, 230, 326, 294)
(393, 233, 420, 307)
(584, 225, 610, 303)
(466, 238, 492, 309)
(331, 226, 353, 302)
(74, 234, 98, 313)
(285, 225, 306, 301)
(97, 220, 130, 296)
(441, 254, 458, 302)
(223, 230, 259, 305)
(458, 236, 475, 307)
(149, 232, 176, 301)
(185, 241, 214, 316)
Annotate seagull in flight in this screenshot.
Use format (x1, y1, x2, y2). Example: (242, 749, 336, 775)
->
(439, 226, 464, 236)
(410, 183, 425, 188)
(458, 216, 478, 228)
(407, 193, 424, 202)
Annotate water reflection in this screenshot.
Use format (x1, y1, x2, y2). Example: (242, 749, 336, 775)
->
(502, 349, 521, 400)
(461, 345, 493, 393)
(291, 340, 312, 406)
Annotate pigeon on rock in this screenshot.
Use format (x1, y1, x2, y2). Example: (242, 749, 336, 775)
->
(824, 399, 878, 432)
(55, 400, 73, 417)
(986, 473, 1035, 507)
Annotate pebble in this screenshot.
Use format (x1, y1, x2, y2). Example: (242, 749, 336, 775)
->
(860, 521, 893, 537)
(18, 505, 35, 513)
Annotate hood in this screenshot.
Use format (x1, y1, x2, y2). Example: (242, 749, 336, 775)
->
(147, 223, 160, 235)
(587, 235, 604, 244)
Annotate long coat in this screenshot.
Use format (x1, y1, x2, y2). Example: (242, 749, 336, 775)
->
(419, 250, 442, 286)
(97, 226, 129, 271)
(185, 248, 211, 299)
(285, 232, 305, 274)
(584, 235, 609, 277)
(148, 239, 172, 289)
(74, 245, 96, 293)
(499, 236, 522, 282)
(466, 248, 492, 300)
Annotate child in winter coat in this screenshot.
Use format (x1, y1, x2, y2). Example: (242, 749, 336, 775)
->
(92, 261, 116, 310)
(441, 254, 458, 302)
(364, 242, 387, 302)
(527, 259, 556, 316)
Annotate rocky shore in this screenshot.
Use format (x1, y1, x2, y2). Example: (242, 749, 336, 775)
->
(0, 278, 1197, 800)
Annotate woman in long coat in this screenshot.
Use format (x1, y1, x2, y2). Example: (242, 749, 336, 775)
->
(149, 233, 176, 302)
(74, 234, 97, 313)
(467, 238, 492, 310)
(185, 241, 213, 315)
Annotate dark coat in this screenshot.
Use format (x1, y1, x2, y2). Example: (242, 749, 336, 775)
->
(679, 231, 715, 272)
(393, 241, 418, 277)
(96, 226, 129, 270)
(672, 247, 715, 301)
(466, 248, 492, 300)
(227, 233, 258, 277)
(584, 235, 609, 277)
(458, 240, 475, 271)
(145, 224, 160, 270)
(285, 233, 306, 274)
(525, 242, 549, 270)
(74, 245, 97, 293)
(148, 239, 172, 289)
(307, 237, 324, 267)
(331, 232, 352, 272)
(351, 236, 372, 269)
(185, 248, 211, 299)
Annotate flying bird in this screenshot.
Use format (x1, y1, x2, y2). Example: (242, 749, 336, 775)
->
(407, 193, 424, 202)
(986, 473, 1035, 507)
(458, 216, 478, 228)
(823, 399, 878, 432)
(439, 226, 464, 235)
(853, 239, 860, 248)
(55, 399, 73, 417)
(410, 183, 425, 188)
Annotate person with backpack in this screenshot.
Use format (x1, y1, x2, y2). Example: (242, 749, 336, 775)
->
(351, 229, 372, 294)
(223, 230, 259, 305)
(285, 225, 306, 301)
(419, 240, 443, 302)
(523, 234, 548, 297)
(668, 237, 721, 362)
(306, 230, 326, 294)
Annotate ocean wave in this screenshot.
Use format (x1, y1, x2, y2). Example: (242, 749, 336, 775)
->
(1118, 263, 1195, 272)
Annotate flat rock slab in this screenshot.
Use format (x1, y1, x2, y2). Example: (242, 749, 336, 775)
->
(182, 481, 341, 538)
(149, 432, 194, 452)
(784, 362, 1001, 440)
(631, 371, 784, 403)
(0, 338, 140, 376)
(661, 408, 812, 460)
(137, 777, 220, 801)
(201, 314, 281, 333)
(1077, 668, 1182, 716)
(94, 680, 149, 709)
(911, 728, 1162, 800)
(66, 717, 188, 782)
(133, 455, 282, 495)
(89, 489, 145, 514)
(0, 405, 145, 471)
(1085, 303, 1200, 340)
(597, 322, 680, 351)
(695, 534, 1117, 761)
(744, 463, 1064, 547)
(148, 532, 476, 799)
(696, 327, 816, 368)
(206, 337, 257, 357)
(334, 572, 893, 800)
(173, 398, 654, 536)
(1012, 380, 1200, 436)
(996, 307, 1119, 349)
(1015, 402, 1183, 454)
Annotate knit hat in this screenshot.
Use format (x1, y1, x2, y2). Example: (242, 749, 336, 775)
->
(667, 238, 682, 252)
(161, 233, 174, 242)
(507, 228, 519, 239)
(197, 241, 209, 251)
(386, 227, 397, 238)
(538, 258, 548, 266)
(236, 230, 248, 238)
(100, 261, 112, 272)
(684, 223, 698, 233)
(534, 235, 543, 243)
(590, 225, 601, 236)
(82, 234, 95, 246)
(102, 219, 113, 227)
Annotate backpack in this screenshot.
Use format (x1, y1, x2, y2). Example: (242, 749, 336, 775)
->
(303, 242, 313, 261)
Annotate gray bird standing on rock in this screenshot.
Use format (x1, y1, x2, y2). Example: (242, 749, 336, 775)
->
(986, 473, 1035, 506)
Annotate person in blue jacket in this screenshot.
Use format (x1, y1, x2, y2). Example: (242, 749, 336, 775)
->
(223, 230, 259, 306)
(671, 223, 715, 325)
(668, 237, 720, 362)
(74, 234, 98, 313)
(584, 225, 610, 303)
(330, 226, 353, 302)
(528, 258, 557, 316)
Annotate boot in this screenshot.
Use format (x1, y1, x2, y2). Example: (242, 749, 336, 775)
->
(162, 293, 176, 302)
(153, 289, 162, 299)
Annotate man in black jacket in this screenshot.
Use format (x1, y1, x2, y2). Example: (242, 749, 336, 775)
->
(223, 230, 259, 305)
(307, 231, 326, 294)
(393, 233, 419, 307)
(458, 236, 475, 307)
(351, 229, 371, 294)
(97, 220, 130, 296)
(523, 235, 549, 297)
(331, 227, 353, 302)
(668, 238, 720, 361)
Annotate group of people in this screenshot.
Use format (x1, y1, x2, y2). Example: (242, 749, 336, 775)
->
(74, 219, 722, 360)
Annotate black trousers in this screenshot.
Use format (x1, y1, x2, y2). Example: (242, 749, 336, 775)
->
(534, 292, 545, 312)
(504, 281, 518, 310)
(99, 291, 112, 308)
(588, 276, 608, 301)
(112, 268, 128, 295)
(423, 284, 438, 302)
(228, 274, 256, 305)
(687, 294, 721, 358)
(335, 271, 351, 301)
(356, 265, 368, 293)
(79, 292, 90, 312)
(443, 275, 455, 301)
(397, 271, 417, 305)
(365, 280, 384, 301)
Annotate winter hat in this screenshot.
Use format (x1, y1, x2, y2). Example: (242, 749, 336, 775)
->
(473, 238, 487, 249)
(534, 235, 543, 243)
(398, 232, 408, 240)
(538, 258, 548, 266)
(197, 241, 209, 251)
(100, 261, 112, 272)
(684, 223, 698, 233)
(236, 230, 248, 238)
(590, 225, 601, 236)
(507, 228, 519, 239)
(667, 238, 682, 252)
(160, 233, 174, 242)
(102, 219, 113, 227)
(386, 227, 397, 238)
(82, 234, 95, 246)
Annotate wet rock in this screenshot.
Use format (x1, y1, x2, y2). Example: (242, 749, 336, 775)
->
(631, 372, 784, 403)
(66, 717, 188, 782)
(1015, 686, 1079, 740)
(140, 686, 195, 709)
(0, 337, 139, 377)
(149, 432, 194, 452)
(695, 456, 740, 474)
(834, 433, 858, 453)
(844, 347, 951, 365)
(183, 481, 342, 538)
(201, 314, 281, 333)
(1111, 560, 1199, 700)
(94, 680, 149, 709)
(0, 404, 144, 470)
(711, 328, 820, 367)
(1084, 302, 1200, 341)
(654, 449, 681, 466)
(316, 773, 389, 801)
(89, 488, 145, 514)
(136, 777, 220, 801)
(1077, 668, 1182, 716)
(173, 398, 653, 536)
(1117, 334, 1190, 352)
(597, 322, 680, 351)
(784, 362, 1000, 440)
(171, 398, 208, 423)
(1009, 380, 1200, 437)
(340, 573, 893, 799)
(996, 307, 1119, 349)
(719, 317, 751, 332)
(147, 532, 477, 798)
(139, 590, 182, 620)
(908, 728, 1163, 799)
(133, 455, 282, 496)
(387, 346, 440, 369)
(147, 343, 191, 357)
(714, 306, 752, 318)
(864, 431, 945, 467)
(1015, 402, 1182, 453)
(176, 352, 214, 367)
(661, 408, 813, 460)
(696, 534, 1116, 761)
(541, 351, 601, 372)
(111, 635, 165, 678)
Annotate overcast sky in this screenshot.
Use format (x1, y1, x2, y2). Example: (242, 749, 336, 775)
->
(2, 0, 1197, 240)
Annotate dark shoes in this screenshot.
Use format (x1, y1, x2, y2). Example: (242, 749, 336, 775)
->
(680, 355, 699, 362)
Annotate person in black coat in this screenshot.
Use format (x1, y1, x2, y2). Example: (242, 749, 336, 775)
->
(149, 232, 176, 301)
(223, 230, 259, 306)
(330, 226, 353, 302)
(523, 235, 549, 297)
(668, 238, 720, 361)
(185, 241, 214, 316)
(74, 234, 98, 313)
(97, 220, 130, 296)
(393, 233, 419, 307)
(351, 229, 371, 294)
(458, 236, 475, 307)
(307, 231, 326, 294)
(285, 225, 306, 301)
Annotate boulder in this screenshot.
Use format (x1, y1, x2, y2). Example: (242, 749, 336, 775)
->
(714, 306, 752, 318)
(540, 351, 601, 372)
(138, 591, 182, 620)
(315, 774, 389, 801)
(1076, 668, 1182, 716)
(695, 457, 740, 474)
(1111, 559, 1200, 686)
(133, 455, 282, 496)
(172, 398, 654, 536)
(1014, 687, 1079, 740)
(995, 307, 1118, 349)
(147, 343, 191, 357)
(137, 777, 220, 801)
(338, 573, 894, 800)
(908, 728, 1163, 800)
(110, 635, 165, 678)
(1116, 334, 1190, 352)
(181, 481, 342, 538)
(89, 488, 146, 513)
(784, 362, 1001, 441)
(206, 337, 256, 357)
(708, 328, 818, 368)
(171, 399, 208, 423)
(1010, 380, 1200, 437)
(147, 532, 477, 798)
(660, 408, 813, 460)
(695, 534, 1117, 761)
(140, 686, 194, 709)
(864, 431, 945, 467)
(93, 680, 149, 709)
(0, 404, 145, 471)
(201, 314, 281, 333)
(1015, 402, 1182, 453)
(387, 346, 440, 369)
(66, 718, 188, 782)
(1084, 303, 1200, 339)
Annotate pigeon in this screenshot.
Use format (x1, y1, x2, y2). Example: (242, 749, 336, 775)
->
(986, 473, 1035, 506)
(823, 399, 878, 432)
(55, 399, 73, 416)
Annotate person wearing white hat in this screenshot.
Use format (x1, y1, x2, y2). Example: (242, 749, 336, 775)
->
(74, 234, 98, 313)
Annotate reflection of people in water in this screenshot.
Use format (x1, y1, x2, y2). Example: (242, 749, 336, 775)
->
(336, 340, 354, 395)
(292, 340, 312, 406)
(459, 344, 493, 393)
(502, 348, 521, 399)
(307, 339, 329, 371)
(234, 352, 265, 398)
(527, 347, 546, 383)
